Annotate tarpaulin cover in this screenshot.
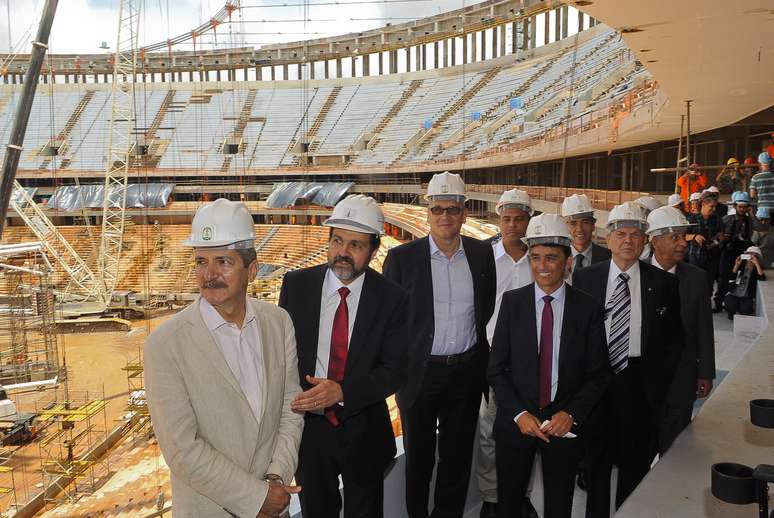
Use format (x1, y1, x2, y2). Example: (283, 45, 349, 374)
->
(47, 183, 174, 210)
(265, 182, 353, 208)
(10, 187, 38, 207)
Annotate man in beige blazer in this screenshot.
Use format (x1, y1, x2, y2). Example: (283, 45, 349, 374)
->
(145, 199, 303, 518)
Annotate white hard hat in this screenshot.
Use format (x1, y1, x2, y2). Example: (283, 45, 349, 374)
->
(523, 213, 572, 247)
(561, 194, 594, 219)
(425, 171, 466, 201)
(324, 194, 385, 236)
(706, 186, 720, 194)
(745, 246, 762, 257)
(496, 188, 533, 215)
(667, 193, 683, 207)
(689, 192, 702, 202)
(607, 202, 648, 231)
(183, 198, 255, 248)
(634, 196, 663, 213)
(646, 206, 693, 236)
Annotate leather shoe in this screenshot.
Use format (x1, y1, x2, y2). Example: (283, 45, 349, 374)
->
(521, 497, 538, 518)
(480, 501, 497, 518)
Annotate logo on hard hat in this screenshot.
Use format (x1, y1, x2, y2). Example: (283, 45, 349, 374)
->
(202, 226, 213, 241)
(441, 185, 449, 193)
(534, 225, 543, 235)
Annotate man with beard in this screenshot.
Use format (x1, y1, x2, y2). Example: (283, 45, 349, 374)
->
(573, 202, 683, 517)
(478, 189, 537, 518)
(145, 199, 303, 518)
(646, 206, 715, 453)
(279, 195, 408, 518)
(561, 194, 611, 276)
(383, 172, 496, 518)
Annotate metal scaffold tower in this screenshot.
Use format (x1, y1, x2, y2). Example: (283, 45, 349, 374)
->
(99, 0, 139, 306)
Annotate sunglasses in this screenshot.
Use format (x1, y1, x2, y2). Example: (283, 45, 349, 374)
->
(429, 206, 463, 216)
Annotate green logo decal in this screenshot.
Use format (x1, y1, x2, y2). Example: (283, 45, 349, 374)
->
(202, 226, 213, 241)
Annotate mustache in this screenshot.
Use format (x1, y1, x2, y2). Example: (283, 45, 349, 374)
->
(203, 280, 228, 289)
(332, 256, 354, 267)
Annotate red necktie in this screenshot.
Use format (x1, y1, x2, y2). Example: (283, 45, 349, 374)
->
(326, 286, 350, 426)
(538, 295, 554, 409)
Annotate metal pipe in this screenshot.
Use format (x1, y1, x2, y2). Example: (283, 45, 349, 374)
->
(0, 0, 58, 237)
(675, 115, 684, 191)
(685, 100, 692, 165)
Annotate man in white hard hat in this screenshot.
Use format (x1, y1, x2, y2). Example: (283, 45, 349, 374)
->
(724, 245, 766, 318)
(144, 199, 303, 518)
(560, 194, 611, 275)
(573, 202, 683, 517)
(279, 195, 408, 518)
(488, 214, 611, 518)
(384, 171, 496, 518)
(646, 206, 715, 454)
(667, 193, 686, 215)
(478, 188, 537, 518)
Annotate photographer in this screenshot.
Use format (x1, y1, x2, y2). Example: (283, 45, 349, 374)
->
(717, 192, 759, 311)
(686, 193, 726, 310)
(724, 246, 766, 319)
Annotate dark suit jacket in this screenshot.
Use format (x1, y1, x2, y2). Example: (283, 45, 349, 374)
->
(279, 265, 408, 473)
(487, 283, 612, 444)
(572, 260, 684, 409)
(591, 243, 612, 263)
(382, 235, 496, 408)
(667, 261, 716, 403)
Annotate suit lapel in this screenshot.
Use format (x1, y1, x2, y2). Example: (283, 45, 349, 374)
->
(252, 300, 273, 429)
(639, 261, 655, 346)
(557, 284, 575, 390)
(300, 266, 327, 381)
(596, 261, 611, 305)
(185, 299, 255, 422)
(523, 284, 539, 402)
(346, 269, 379, 376)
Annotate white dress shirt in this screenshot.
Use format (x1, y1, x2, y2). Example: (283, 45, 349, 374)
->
(429, 234, 477, 355)
(315, 268, 365, 379)
(571, 244, 593, 272)
(605, 261, 642, 357)
(651, 255, 677, 274)
(200, 297, 265, 422)
(486, 239, 533, 344)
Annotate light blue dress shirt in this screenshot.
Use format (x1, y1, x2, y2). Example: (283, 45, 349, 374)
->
(429, 234, 477, 355)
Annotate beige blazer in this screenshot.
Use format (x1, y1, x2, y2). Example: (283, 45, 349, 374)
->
(144, 297, 303, 518)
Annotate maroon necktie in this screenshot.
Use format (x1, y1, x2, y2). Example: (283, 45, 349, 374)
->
(538, 295, 554, 409)
(326, 286, 350, 426)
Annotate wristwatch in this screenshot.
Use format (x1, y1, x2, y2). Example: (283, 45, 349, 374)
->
(263, 473, 285, 485)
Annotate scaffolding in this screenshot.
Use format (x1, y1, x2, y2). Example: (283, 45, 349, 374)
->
(0, 242, 61, 386)
(122, 359, 152, 439)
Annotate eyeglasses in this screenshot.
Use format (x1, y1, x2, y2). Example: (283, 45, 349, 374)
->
(429, 206, 463, 216)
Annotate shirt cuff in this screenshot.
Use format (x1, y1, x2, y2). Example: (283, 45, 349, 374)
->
(514, 411, 527, 424)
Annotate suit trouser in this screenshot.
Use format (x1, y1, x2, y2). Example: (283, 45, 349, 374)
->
(494, 426, 579, 518)
(401, 358, 482, 518)
(477, 388, 535, 503)
(724, 293, 755, 315)
(659, 362, 697, 455)
(584, 359, 659, 518)
(297, 414, 386, 518)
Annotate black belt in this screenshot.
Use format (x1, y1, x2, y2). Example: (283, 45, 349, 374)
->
(428, 347, 477, 365)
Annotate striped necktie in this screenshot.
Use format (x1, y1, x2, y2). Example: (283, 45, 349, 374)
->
(606, 272, 630, 374)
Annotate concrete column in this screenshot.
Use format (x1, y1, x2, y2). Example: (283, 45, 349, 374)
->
(389, 50, 398, 73)
(462, 35, 468, 64)
(363, 54, 370, 76)
(471, 32, 477, 62)
(297, 63, 303, 79)
(492, 26, 498, 58)
(589, 17, 597, 27)
(336, 59, 342, 78)
(561, 5, 569, 39)
(406, 47, 412, 72)
(103, 73, 109, 82)
(415, 45, 420, 71)
(350, 57, 355, 77)
(443, 39, 449, 67)
(451, 37, 457, 66)
(271, 66, 276, 80)
(421, 44, 427, 70)
(555, 8, 561, 42)
(480, 30, 486, 60)
(378, 52, 383, 75)
(578, 12, 585, 33)
(310, 62, 315, 79)
(433, 42, 438, 69)
(324, 60, 330, 79)
(512, 22, 518, 53)
(544, 13, 550, 45)
(500, 24, 506, 56)
(529, 16, 537, 48)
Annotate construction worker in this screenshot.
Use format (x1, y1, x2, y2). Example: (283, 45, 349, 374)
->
(668, 193, 686, 215)
(383, 172, 496, 518)
(478, 189, 537, 518)
(716, 157, 750, 193)
(646, 206, 715, 454)
(676, 163, 708, 204)
(702, 186, 727, 218)
(688, 192, 702, 214)
(574, 202, 683, 517)
(489, 214, 612, 518)
(144, 199, 303, 518)
(560, 194, 611, 275)
(750, 152, 774, 212)
(279, 195, 408, 518)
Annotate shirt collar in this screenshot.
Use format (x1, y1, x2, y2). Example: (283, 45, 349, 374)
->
(534, 282, 566, 305)
(650, 255, 677, 274)
(324, 266, 366, 299)
(572, 243, 593, 258)
(493, 239, 529, 264)
(429, 234, 464, 258)
(609, 259, 640, 282)
(200, 296, 256, 332)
